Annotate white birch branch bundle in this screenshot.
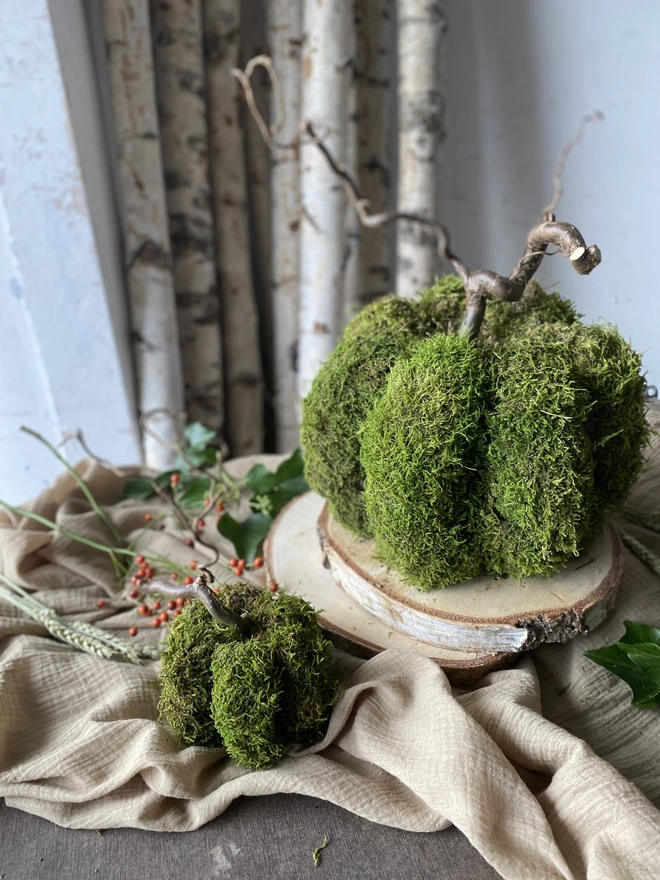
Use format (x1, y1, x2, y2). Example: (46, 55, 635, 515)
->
(103, 0, 184, 469)
(204, 0, 264, 456)
(349, 0, 393, 313)
(150, 0, 224, 433)
(342, 61, 361, 324)
(396, 0, 447, 298)
(267, 0, 303, 451)
(298, 0, 352, 401)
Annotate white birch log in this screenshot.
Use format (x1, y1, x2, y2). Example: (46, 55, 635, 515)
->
(204, 0, 264, 455)
(267, 0, 303, 451)
(346, 0, 393, 315)
(103, 0, 184, 469)
(396, 0, 447, 299)
(342, 30, 360, 324)
(297, 0, 352, 401)
(241, 0, 272, 387)
(150, 0, 224, 433)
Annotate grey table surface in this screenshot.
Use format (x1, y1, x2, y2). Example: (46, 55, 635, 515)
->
(0, 794, 501, 880)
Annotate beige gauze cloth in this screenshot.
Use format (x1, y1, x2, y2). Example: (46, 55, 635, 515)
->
(2, 409, 660, 880)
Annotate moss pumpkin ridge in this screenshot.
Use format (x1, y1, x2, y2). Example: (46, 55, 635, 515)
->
(361, 333, 489, 590)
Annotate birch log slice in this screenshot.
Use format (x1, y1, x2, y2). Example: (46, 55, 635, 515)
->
(265, 491, 517, 685)
(318, 502, 622, 654)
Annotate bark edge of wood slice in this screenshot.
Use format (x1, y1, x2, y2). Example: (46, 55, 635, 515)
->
(318, 501, 623, 654)
(265, 491, 517, 686)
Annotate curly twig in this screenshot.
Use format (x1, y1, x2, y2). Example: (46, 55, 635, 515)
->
(542, 111, 604, 218)
(142, 569, 250, 634)
(233, 55, 602, 340)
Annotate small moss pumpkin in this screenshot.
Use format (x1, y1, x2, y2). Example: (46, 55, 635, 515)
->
(159, 583, 338, 769)
(302, 278, 647, 590)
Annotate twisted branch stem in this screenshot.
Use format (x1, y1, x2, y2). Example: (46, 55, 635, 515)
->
(142, 568, 249, 634)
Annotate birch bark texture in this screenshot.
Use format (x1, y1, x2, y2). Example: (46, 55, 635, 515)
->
(150, 0, 224, 433)
(395, 0, 447, 299)
(297, 0, 352, 401)
(353, 0, 393, 310)
(267, 0, 303, 451)
(241, 0, 272, 384)
(103, 0, 184, 469)
(204, 0, 264, 455)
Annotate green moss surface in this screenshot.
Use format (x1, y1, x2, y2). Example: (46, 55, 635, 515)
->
(361, 333, 489, 589)
(159, 584, 338, 770)
(481, 331, 594, 577)
(301, 276, 579, 537)
(301, 297, 424, 536)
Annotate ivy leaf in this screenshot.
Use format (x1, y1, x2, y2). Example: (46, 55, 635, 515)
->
(184, 422, 217, 451)
(122, 478, 155, 501)
(250, 474, 310, 518)
(246, 463, 278, 495)
(217, 512, 272, 563)
(177, 476, 211, 508)
(585, 640, 660, 708)
(273, 448, 305, 483)
(619, 620, 660, 648)
(246, 449, 306, 496)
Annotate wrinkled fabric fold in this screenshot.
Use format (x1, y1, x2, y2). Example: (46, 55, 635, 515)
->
(1, 407, 660, 880)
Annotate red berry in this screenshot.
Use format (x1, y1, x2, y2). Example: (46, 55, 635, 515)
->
(174, 609, 182, 616)
(128, 589, 139, 600)
(97, 599, 106, 608)
(229, 557, 238, 568)
(159, 611, 169, 622)
(130, 577, 139, 586)
(215, 514, 221, 522)
(269, 582, 279, 592)
(144, 513, 152, 523)
(167, 600, 176, 610)
(171, 572, 178, 581)
(238, 558, 245, 566)
(190, 560, 197, 570)
(176, 597, 185, 608)
(128, 626, 138, 637)
(138, 604, 149, 616)
(253, 557, 264, 569)
(145, 567, 154, 578)
(216, 502, 225, 512)
(136, 555, 145, 565)
(151, 617, 161, 628)
(197, 519, 205, 528)
(170, 473, 180, 486)
(183, 576, 194, 586)
(185, 538, 194, 547)
(152, 601, 161, 610)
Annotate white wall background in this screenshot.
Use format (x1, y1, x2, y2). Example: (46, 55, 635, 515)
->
(0, 0, 140, 504)
(440, 0, 660, 386)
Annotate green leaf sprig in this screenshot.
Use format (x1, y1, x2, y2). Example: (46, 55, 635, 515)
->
(122, 424, 309, 564)
(585, 621, 660, 708)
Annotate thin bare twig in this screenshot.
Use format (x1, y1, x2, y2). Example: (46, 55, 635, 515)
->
(542, 110, 605, 218)
(233, 55, 602, 340)
(21, 426, 125, 547)
(230, 54, 286, 149)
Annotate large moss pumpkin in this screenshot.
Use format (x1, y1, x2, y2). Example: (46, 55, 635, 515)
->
(302, 277, 647, 590)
